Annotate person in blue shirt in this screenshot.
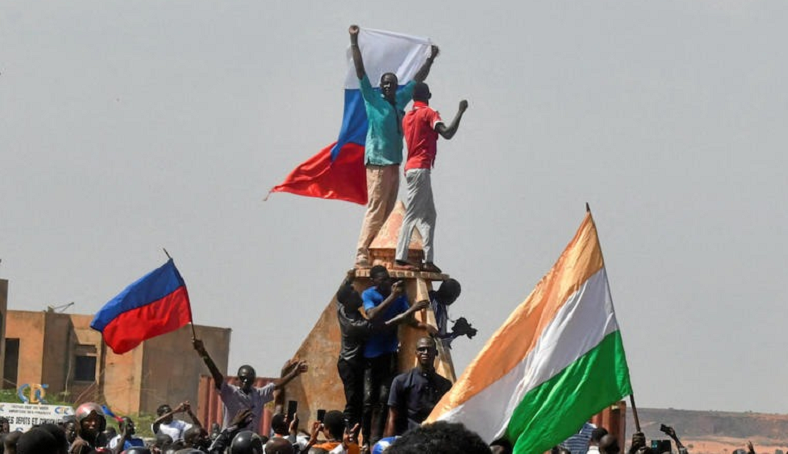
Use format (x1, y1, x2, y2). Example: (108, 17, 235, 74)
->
(348, 24, 439, 268)
(109, 417, 145, 452)
(336, 270, 428, 434)
(361, 265, 435, 447)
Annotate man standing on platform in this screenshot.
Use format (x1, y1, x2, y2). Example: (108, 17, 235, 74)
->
(394, 82, 468, 273)
(193, 338, 307, 433)
(384, 337, 452, 437)
(348, 24, 439, 269)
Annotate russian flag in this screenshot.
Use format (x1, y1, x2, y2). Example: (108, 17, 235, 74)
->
(91, 259, 193, 354)
(268, 27, 432, 205)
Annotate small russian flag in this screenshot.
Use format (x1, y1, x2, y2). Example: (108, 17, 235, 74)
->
(91, 259, 192, 354)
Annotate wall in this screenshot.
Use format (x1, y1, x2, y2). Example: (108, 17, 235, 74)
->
(5, 311, 46, 389)
(0, 279, 7, 385)
(68, 314, 113, 406)
(40, 312, 72, 399)
(141, 324, 231, 414)
(4, 310, 230, 416)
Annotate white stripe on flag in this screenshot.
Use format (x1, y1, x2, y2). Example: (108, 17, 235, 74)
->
(437, 268, 619, 442)
(343, 28, 432, 89)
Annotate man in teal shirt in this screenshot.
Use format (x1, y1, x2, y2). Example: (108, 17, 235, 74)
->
(349, 25, 439, 268)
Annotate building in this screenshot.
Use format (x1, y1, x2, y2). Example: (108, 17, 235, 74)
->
(4, 308, 230, 415)
(0, 279, 7, 385)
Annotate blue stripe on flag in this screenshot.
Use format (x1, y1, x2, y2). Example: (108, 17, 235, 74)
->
(90, 260, 186, 331)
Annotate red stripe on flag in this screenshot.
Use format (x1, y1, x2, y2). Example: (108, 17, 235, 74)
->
(269, 142, 368, 205)
(102, 286, 192, 354)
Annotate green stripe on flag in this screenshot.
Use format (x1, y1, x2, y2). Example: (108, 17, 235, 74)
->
(506, 330, 632, 454)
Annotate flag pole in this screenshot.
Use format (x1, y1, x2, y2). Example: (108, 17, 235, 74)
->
(630, 393, 642, 432)
(163, 248, 199, 340)
(585, 203, 642, 432)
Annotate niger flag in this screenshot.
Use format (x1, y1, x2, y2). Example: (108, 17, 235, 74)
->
(427, 212, 633, 454)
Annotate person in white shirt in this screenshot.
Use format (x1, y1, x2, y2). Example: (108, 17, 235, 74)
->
(152, 401, 202, 442)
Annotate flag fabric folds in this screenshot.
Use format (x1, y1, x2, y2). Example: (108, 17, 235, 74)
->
(426, 212, 632, 454)
(91, 259, 193, 354)
(269, 28, 432, 205)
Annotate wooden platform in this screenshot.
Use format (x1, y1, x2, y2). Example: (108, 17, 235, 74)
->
(353, 267, 449, 281)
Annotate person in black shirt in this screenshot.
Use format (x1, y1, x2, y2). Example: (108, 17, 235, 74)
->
(384, 337, 452, 437)
(336, 270, 426, 432)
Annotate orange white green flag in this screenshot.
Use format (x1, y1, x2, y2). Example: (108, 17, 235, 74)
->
(426, 212, 633, 454)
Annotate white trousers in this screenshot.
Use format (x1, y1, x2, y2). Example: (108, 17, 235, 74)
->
(395, 169, 436, 263)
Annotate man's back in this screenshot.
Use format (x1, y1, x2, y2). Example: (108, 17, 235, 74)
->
(403, 103, 441, 171)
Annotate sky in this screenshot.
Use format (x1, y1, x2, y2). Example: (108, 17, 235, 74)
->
(2, 1, 787, 414)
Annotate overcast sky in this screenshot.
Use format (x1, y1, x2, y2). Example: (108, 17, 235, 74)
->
(2, 0, 787, 414)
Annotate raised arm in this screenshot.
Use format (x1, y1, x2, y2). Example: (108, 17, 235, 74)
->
(385, 300, 429, 326)
(153, 405, 179, 428)
(274, 360, 308, 390)
(436, 100, 469, 140)
(366, 281, 406, 321)
(193, 338, 224, 390)
(349, 25, 366, 80)
(413, 45, 439, 83)
(384, 299, 437, 334)
(182, 401, 203, 430)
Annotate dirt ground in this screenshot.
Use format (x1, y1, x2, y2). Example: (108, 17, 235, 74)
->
(682, 436, 787, 454)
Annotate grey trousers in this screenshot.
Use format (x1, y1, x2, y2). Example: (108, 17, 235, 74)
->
(395, 168, 436, 263)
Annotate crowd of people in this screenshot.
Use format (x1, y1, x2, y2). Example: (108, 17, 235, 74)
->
(0, 24, 765, 454)
(0, 403, 767, 454)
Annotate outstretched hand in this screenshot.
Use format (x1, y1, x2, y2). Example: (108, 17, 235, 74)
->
(413, 300, 429, 311)
(280, 358, 298, 377)
(459, 100, 469, 112)
(430, 45, 440, 60)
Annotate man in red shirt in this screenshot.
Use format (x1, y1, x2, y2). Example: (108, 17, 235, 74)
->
(394, 82, 468, 272)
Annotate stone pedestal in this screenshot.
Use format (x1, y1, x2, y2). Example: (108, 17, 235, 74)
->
(282, 201, 456, 429)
